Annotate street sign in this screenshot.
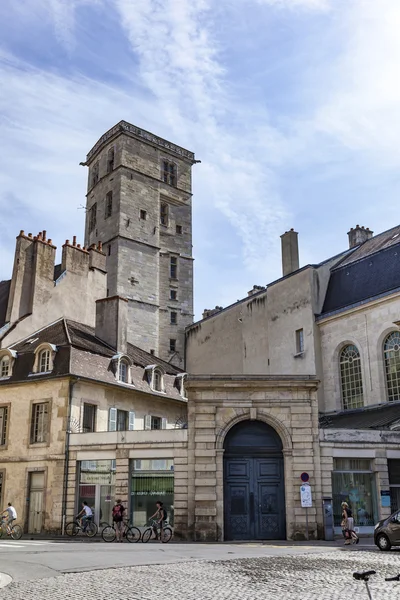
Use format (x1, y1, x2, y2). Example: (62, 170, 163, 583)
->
(300, 484, 312, 508)
(300, 472, 309, 483)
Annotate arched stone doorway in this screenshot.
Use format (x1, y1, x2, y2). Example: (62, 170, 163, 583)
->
(223, 420, 286, 540)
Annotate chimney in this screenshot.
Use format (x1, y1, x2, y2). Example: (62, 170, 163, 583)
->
(202, 306, 223, 320)
(280, 229, 299, 276)
(95, 296, 128, 354)
(247, 285, 265, 297)
(88, 242, 106, 272)
(347, 225, 373, 249)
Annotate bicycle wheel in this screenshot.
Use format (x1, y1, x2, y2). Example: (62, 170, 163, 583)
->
(141, 527, 152, 543)
(86, 521, 98, 537)
(65, 521, 79, 536)
(10, 524, 22, 540)
(126, 526, 141, 543)
(161, 527, 172, 543)
(102, 526, 116, 542)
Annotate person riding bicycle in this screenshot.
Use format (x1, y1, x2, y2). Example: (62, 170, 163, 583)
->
(150, 500, 167, 541)
(77, 501, 93, 531)
(112, 499, 125, 543)
(1, 503, 17, 535)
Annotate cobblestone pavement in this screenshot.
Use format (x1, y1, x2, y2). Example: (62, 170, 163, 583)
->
(1, 550, 400, 599)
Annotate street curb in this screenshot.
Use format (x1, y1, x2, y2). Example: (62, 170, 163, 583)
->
(0, 573, 12, 589)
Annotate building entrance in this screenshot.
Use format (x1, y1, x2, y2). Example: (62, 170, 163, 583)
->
(223, 420, 285, 540)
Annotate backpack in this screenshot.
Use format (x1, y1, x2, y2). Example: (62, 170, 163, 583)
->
(112, 504, 123, 520)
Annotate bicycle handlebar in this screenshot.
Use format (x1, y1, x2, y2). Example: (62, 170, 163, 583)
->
(385, 574, 400, 582)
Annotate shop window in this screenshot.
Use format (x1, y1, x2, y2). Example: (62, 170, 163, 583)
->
(30, 402, 49, 443)
(384, 331, 400, 402)
(332, 458, 377, 528)
(131, 458, 174, 527)
(79, 460, 116, 526)
(388, 459, 400, 513)
(0, 407, 8, 446)
(339, 344, 364, 410)
(108, 408, 135, 431)
(82, 403, 96, 433)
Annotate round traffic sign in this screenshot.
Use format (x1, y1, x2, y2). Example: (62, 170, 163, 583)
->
(300, 472, 309, 483)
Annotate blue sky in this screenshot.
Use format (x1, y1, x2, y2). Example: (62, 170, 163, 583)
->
(1, 0, 400, 319)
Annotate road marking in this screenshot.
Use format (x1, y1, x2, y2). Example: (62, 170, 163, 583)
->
(0, 544, 25, 548)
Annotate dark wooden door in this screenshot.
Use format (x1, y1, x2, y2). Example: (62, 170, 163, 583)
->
(224, 457, 285, 540)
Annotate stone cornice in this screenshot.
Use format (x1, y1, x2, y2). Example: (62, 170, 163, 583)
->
(186, 375, 319, 391)
(85, 121, 196, 164)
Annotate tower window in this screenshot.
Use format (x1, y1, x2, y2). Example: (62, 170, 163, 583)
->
(105, 192, 113, 219)
(108, 244, 111, 256)
(170, 289, 177, 300)
(176, 225, 182, 235)
(91, 162, 99, 188)
(140, 209, 147, 220)
(88, 203, 97, 233)
(170, 256, 178, 279)
(160, 203, 169, 227)
(170, 339, 176, 352)
(170, 311, 177, 325)
(163, 161, 176, 186)
(107, 147, 115, 174)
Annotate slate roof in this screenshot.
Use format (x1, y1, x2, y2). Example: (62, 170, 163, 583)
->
(319, 403, 400, 429)
(338, 225, 400, 267)
(0, 280, 10, 329)
(321, 238, 400, 315)
(9, 318, 181, 375)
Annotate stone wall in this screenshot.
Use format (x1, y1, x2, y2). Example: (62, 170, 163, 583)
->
(318, 292, 400, 412)
(0, 377, 69, 532)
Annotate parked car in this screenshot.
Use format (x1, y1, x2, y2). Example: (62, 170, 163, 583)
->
(374, 510, 400, 550)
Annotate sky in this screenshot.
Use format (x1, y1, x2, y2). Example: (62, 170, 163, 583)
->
(1, 0, 400, 319)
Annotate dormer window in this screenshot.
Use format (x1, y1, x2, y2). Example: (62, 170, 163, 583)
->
(119, 360, 128, 383)
(0, 350, 16, 379)
(39, 349, 50, 373)
(144, 365, 165, 393)
(32, 344, 57, 375)
(0, 356, 10, 378)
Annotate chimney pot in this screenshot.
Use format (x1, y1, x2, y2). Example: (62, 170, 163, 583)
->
(77, 244, 81, 249)
(43, 230, 47, 241)
(48, 239, 52, 245)
(97, 241, 103, 252)
(19, 230, 24, 236)
(73, 236, 77, 246)
(28, 233, 32, 238)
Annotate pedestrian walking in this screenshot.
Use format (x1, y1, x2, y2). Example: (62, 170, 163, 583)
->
(341, 501, 359, 545)
(112, 499, 125, 542)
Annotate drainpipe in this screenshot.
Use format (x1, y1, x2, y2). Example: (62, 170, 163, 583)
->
(61, 377, 79, 535)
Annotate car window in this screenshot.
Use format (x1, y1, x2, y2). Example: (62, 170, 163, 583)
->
(393, 512, 400, 523)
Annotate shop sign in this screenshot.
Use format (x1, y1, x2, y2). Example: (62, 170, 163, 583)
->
(381, 490, 391, 508)
(81, 473, 115, 485)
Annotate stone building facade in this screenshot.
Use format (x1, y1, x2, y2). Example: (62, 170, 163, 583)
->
(82, 121, 197, 367)
(186, 224, 400, 537)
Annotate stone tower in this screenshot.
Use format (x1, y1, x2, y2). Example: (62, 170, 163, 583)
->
(82, 121, 197, 367)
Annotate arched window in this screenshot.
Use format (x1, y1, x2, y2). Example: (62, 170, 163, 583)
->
(384, 331, 400, 402)
(38, 349, 51, 373)
(0, 355, 10, 378)
(118, 360, 128, 383)
(340, 344, 364, 410)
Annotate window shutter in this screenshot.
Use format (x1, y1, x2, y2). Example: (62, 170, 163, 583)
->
(144, 415, 152, 430)
(109, 407, 117, 432)
(161, 417, 167, 430)
(128, 411, 135, 431)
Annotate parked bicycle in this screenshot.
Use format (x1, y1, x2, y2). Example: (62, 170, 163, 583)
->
(0, 516, 22, 540)
(102, 520, 141, 543)
(141, 518, 172, 543)
(65, 516, 97, 537)
(353, 570, 400, 599)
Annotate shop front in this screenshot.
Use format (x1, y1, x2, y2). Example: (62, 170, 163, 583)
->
(130, 459, 174, 527)
(332, 458, 378, 534)
(77, 460, 116, 525)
